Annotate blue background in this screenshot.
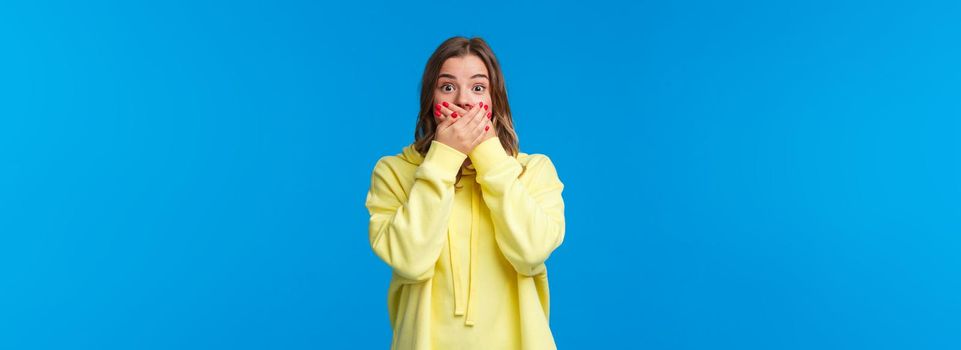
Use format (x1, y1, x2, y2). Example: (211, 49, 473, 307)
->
(2, 0, 959, 349)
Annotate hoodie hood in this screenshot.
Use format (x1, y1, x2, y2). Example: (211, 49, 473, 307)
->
(399, 141, 479, 325)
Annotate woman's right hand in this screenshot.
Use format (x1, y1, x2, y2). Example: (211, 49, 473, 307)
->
(433, 101, 493, 155)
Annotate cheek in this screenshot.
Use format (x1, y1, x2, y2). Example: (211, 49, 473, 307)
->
(433, 92, 450, 104)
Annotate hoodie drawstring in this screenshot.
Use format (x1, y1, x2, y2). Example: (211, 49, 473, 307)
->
(465, 181, 480, 326)
(447, 179, 479, 327)
(400, 145, 488, 327)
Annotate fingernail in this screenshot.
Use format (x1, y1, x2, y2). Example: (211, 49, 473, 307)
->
(442, 101, 449, 107)
(452, 112, 458, 118)
(435, 104, 441, 109)
(487, 111, 491, 118)
(434, 110, 441, 116)
(485, 125, 490, 131)
(479, 101, 483, 107)
(484, 105, 489, 110)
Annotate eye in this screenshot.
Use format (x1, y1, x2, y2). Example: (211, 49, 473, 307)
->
(472, 85, 486, 92)
(440, 83, 455, 92)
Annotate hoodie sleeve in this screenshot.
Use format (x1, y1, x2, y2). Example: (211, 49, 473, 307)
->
(365, 140, 468, 282)
(469, 137, 566, 277)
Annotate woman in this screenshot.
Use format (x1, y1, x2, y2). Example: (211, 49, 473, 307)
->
(365, 36, 566, 350)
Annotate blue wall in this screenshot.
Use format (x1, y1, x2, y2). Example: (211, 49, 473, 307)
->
(2, 0, 958, 348)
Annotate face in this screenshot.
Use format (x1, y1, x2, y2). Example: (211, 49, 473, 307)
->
(434, 54, 491, 112)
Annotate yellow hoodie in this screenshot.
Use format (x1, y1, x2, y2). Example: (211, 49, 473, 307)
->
(365, 136, 566, 350)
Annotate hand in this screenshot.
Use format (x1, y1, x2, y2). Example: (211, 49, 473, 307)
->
(433, 101, 495, 155)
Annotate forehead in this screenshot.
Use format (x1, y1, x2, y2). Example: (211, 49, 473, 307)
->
(439, 55, 488, 78)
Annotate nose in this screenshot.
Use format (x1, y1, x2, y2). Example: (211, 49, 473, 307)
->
(454, 91, 475, 110)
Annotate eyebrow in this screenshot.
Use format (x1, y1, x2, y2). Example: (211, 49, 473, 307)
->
(438, 73, 489, 80)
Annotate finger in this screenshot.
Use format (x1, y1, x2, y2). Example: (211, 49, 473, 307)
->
(471, 101, 486, 118)
(461, 101, 484, 128)
(466, 109, 491, 144)
(435, 109, 456, 132)
(465, 101, 487, 131)
(432, 103, 447, 129)
(436, 103, 463, 121)
(433, 103, 446, 121)
(469, 118, 493, 146)
(477, 111, 492, 133)
(444, 102, 470, 117)
(445, 104, 479, 133)
(434, 103, 460, 132)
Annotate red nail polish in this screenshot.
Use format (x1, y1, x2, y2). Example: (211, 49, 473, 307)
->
(487, 111, 491, 118)
(479, 101, 483, 107)
(485, 125, 490, 131)
(442, 101, 449, 107)
(484, 105, 489, 110)
(452, 112, 458, 118)
(435, 104, 441, 109)
(435, 110, 441, 116)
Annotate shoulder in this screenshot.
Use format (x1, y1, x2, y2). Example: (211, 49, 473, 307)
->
(517, 151, 557, 169)
(371, 153, 416, 175)
(369, 155, 416, 189)
(515, 152, 561, 182)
